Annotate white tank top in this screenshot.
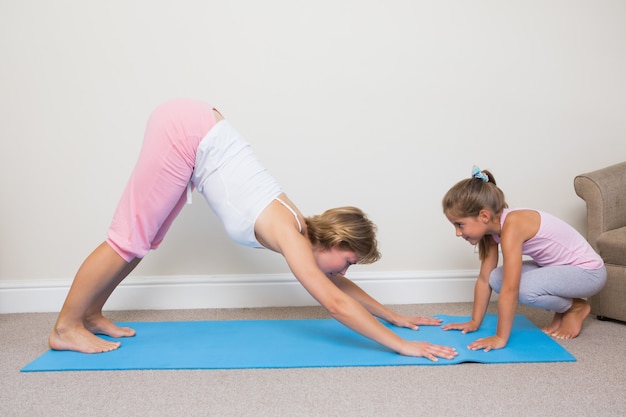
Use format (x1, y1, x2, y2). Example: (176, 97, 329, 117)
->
(190, 120, 301, 248)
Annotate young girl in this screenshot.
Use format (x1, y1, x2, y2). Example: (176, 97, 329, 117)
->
(49, 99, 458, 362)
(441, 166, 606, 352)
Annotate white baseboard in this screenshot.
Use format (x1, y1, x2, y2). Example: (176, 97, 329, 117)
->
(0, 270, 480, 314)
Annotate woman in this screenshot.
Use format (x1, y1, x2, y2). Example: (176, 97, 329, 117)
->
(49, 99, 457, 362)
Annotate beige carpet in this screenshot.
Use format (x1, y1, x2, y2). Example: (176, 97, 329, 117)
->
(2, 302, 625, 417)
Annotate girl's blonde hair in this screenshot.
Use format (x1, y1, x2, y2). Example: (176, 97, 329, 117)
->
(305, 206, 381, 264)
(442, 169, 508, 260)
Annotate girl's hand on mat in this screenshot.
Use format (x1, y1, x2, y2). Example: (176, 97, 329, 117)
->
(392, 315, 443, 330)
(442, 320, 479, 334)
(402, 341, 458, 362)
(467, 335, 506, 352)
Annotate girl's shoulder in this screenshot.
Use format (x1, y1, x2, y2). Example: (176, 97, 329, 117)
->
(503, 207, 538, 214)
(501, 209, 541, 240)
(502, 208, 541, 222)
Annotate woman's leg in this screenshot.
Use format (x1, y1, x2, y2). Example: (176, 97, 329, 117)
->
(106, 99, 216, 261)
(84, 256, 142, 337)
(50, 99, 218, 353)
(49, 242, 133, 353)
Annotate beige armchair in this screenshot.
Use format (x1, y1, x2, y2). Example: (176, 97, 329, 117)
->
(574, 161, 626, 323)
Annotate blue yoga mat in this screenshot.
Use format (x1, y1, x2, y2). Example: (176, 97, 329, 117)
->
(22, 314, 575, 372)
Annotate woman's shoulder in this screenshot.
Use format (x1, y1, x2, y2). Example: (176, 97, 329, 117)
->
(255, 198, 307, 251)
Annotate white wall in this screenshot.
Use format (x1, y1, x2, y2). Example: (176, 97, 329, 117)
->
(1, 1, 625, 311)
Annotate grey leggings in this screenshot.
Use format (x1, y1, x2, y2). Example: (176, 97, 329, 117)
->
(489, 260, 607, 313)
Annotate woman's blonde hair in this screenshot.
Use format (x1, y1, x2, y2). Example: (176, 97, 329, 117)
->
(442, 169, 507, 260)
(305, 206, 381, 264)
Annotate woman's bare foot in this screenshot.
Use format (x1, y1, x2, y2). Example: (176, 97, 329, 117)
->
(542, 312, 563, 335)
(49, 325, 121, 353)
(86, 314, 136, 338)
(551, 299, 591, 339)
(49, 315, 134, 353)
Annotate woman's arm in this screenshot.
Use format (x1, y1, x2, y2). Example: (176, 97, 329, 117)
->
(255, 204, 457, 360)
(283, 233, 456, 359)
(329, 274, 443, 329)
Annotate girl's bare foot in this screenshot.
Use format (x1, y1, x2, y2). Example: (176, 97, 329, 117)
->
(86, 314, 136, 338)
(49, 325, 121, 353)
(542, 312, 563, 335)
(551, 299, 591, 339)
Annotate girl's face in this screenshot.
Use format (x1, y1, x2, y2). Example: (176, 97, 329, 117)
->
(445, 210, 491, 245)
(313, 246, 359, 277)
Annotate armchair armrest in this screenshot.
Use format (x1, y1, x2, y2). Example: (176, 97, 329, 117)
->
(574, 161, 626, 252)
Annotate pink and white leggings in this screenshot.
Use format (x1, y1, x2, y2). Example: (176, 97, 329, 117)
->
(106, 99, 218, 262)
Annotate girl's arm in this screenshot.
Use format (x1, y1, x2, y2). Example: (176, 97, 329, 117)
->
(469, 241, 499, 327)
(467, 210, 540, 351)
(468, 239, 522, 350)
(442, 238, 499, 333)
(329, 274, 443, 329)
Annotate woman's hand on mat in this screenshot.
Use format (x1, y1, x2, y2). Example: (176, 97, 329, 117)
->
(441, 320, 479, 334)
(401, 341, 458, 362)
(467, 335, 507, 352)
(392, 315, 443, 330)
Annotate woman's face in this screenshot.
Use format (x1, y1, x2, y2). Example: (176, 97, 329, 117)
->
(313, 246, 359, 277)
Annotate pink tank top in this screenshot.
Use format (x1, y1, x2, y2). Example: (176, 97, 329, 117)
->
(493, 209, 604, 270)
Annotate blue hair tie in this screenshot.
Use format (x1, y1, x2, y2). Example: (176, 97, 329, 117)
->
(472, 165, 489, 182)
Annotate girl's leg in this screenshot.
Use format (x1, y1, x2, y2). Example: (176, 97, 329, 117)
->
(517, 265, 604, 310)
(515, 264, 606, 338)
(490, 262, 565, 333)
(489, 260, 541, 294)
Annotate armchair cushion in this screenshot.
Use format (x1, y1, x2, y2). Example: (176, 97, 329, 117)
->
(597, 226, 626, 266)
